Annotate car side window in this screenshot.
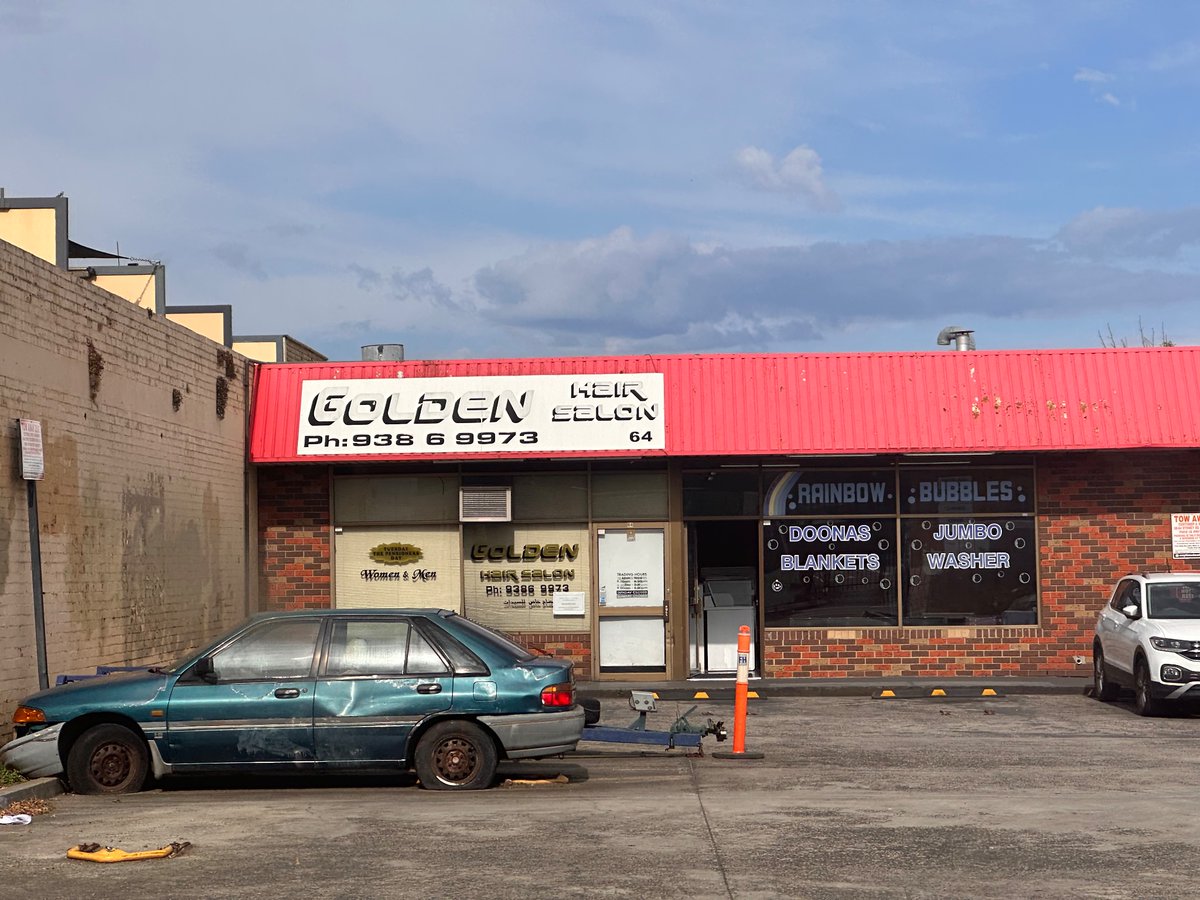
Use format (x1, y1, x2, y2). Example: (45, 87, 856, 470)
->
(1127, 583, 1142, 608)
(407, 629, 449, 675)
(1111, 580, 1138, 611)
(325, 619, 450, 677)
(210, 618, 322, 681)
(1111, 584, 1124, 609)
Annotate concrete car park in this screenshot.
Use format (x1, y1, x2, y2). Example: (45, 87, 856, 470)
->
(4, 688, 1200, 898)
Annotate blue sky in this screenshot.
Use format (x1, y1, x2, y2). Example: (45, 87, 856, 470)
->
(4, 1, 1200, 360)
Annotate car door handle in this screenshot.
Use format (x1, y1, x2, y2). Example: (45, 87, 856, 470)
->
(274, 688, 301, 699)
(416, 683, 442, 695)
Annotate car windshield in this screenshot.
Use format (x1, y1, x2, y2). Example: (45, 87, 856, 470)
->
(1147, 583, 1200, 619)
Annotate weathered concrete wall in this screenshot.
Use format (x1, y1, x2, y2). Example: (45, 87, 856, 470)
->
(0, 238, 250, 735)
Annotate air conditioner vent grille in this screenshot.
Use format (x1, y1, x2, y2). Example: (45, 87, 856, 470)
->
(460, 487, 512, 522)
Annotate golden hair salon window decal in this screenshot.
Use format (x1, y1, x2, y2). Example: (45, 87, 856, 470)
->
(297, 374, 665, 455)
(463, 525, 591, 632)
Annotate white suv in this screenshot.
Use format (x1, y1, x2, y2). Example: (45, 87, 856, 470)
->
(1094, 573, 1200, 715)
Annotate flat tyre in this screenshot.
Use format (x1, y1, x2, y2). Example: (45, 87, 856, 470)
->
(65, 723, 148, 795)
(1093, 645, 1120, 701)
(414, 721, 497, 791)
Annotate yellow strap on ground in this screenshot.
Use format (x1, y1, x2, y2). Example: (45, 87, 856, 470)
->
(879, 689, 896, 697)
(67, 842, 190, 863)
(693, 691, 709, 699)
(747, 691, 759, 699)
(503, 775, 569, 786)
(930, 688, 947, 697)
(981, 688, 998, 696)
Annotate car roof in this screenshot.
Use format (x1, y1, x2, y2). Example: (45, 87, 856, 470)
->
(1131, 573, 1200, 583)
(248, 608, 457, 619)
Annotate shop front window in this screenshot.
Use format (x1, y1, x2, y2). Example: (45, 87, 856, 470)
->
(900, 517, 1036, 625)
(757, 465, 1037, 628)
(762, 519, 898, 627)
(684, 471, 760, 517)
(462, 523, 591, 634)
(592, 471, 668, 520)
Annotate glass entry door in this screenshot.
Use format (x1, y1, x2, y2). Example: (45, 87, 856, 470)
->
(595, 526, 667, 675)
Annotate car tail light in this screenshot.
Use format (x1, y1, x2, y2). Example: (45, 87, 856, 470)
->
(540, 683, 575, 708)
(13, 706, 46, 724)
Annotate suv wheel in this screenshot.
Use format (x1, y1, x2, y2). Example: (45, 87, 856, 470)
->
(1133, 659, 1161, 717)
(1093, 645, 1120, 701)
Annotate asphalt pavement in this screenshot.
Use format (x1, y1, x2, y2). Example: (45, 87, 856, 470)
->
(5, 682, 1198, 899)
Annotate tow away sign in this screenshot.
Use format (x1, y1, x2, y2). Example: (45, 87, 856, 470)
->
(18, 419, 44, 481)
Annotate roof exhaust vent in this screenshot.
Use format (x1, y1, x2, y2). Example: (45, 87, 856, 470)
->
(936, 326, 975, 351)
(362, 343, 405, 362)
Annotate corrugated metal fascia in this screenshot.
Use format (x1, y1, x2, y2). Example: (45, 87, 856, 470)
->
(249, 347, 1200, 462)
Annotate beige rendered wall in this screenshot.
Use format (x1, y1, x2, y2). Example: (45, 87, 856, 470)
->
(166, 311, 228, 345)
(0, 238, 250, 738)
(0, 208, 58, 265)
(93, 271, 159, 310)
(233, 340, 280, 362)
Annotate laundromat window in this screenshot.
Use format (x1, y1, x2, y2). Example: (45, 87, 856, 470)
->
(334, 475, 460, 524)
(512, 473, 588, 522)
(591, 472, 668, 520)
(683, 470, 760, 517)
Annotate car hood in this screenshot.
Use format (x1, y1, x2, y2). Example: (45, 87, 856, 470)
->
(1145, 619, 1200, 640)
(20, 670, 174, 715)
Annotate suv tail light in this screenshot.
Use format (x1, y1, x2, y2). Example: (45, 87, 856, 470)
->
(540, 683, 575, 708)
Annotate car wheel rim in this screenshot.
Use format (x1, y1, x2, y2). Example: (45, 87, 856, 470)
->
(90, 741, 133, 789)
(432, 737, 479, 784)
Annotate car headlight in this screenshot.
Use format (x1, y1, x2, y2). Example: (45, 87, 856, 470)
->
(12, 706, 46, 724)
(1149, 637, 1199, 652)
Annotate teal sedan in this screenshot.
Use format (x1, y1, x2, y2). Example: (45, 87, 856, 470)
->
(1, 610, 583, 793)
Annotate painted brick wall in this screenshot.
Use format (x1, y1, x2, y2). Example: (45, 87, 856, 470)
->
(0, 238, 250, 733)
(257, 466, 331, 610)
(520, 632, 592, 675)
(765, 450, 1200, 678)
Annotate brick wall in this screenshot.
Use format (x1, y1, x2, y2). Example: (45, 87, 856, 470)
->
(520, 632, 592, 675)
(0, 239, 250, 732)
(257, 466, 331, 610)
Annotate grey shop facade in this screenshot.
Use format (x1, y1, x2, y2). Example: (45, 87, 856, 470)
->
(250, 350, 1200, 682)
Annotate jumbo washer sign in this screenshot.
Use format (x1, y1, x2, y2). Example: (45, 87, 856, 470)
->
(297, 373, 665, 455)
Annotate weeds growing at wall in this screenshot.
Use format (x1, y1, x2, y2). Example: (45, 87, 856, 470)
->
(86, 339, 104, 402)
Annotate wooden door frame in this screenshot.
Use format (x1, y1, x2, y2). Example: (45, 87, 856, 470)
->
(590, 521, 677, 681)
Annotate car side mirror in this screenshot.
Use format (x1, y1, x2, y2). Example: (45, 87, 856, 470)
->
(1121, 604, 1141, 619)
(191, 656, 218, 683)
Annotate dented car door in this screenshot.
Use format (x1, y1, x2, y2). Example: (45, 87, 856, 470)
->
(165, 617, 320, 767)
(313, 617, 452, 764)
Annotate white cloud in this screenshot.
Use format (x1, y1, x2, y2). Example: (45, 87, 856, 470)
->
(735, 145, 841, 212)
(1100, 92, 1121, 107)
(1147, 40, 1200, 72)
(1056, 206, 1200, 259)
(461, 224, 1200, 357)
(1073, 67, 1113, 83)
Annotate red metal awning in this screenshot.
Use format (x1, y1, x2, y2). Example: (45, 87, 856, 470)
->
(248, 347, 1200, 463)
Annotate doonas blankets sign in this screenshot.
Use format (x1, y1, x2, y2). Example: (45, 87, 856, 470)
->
(297, 373, 665, 455)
